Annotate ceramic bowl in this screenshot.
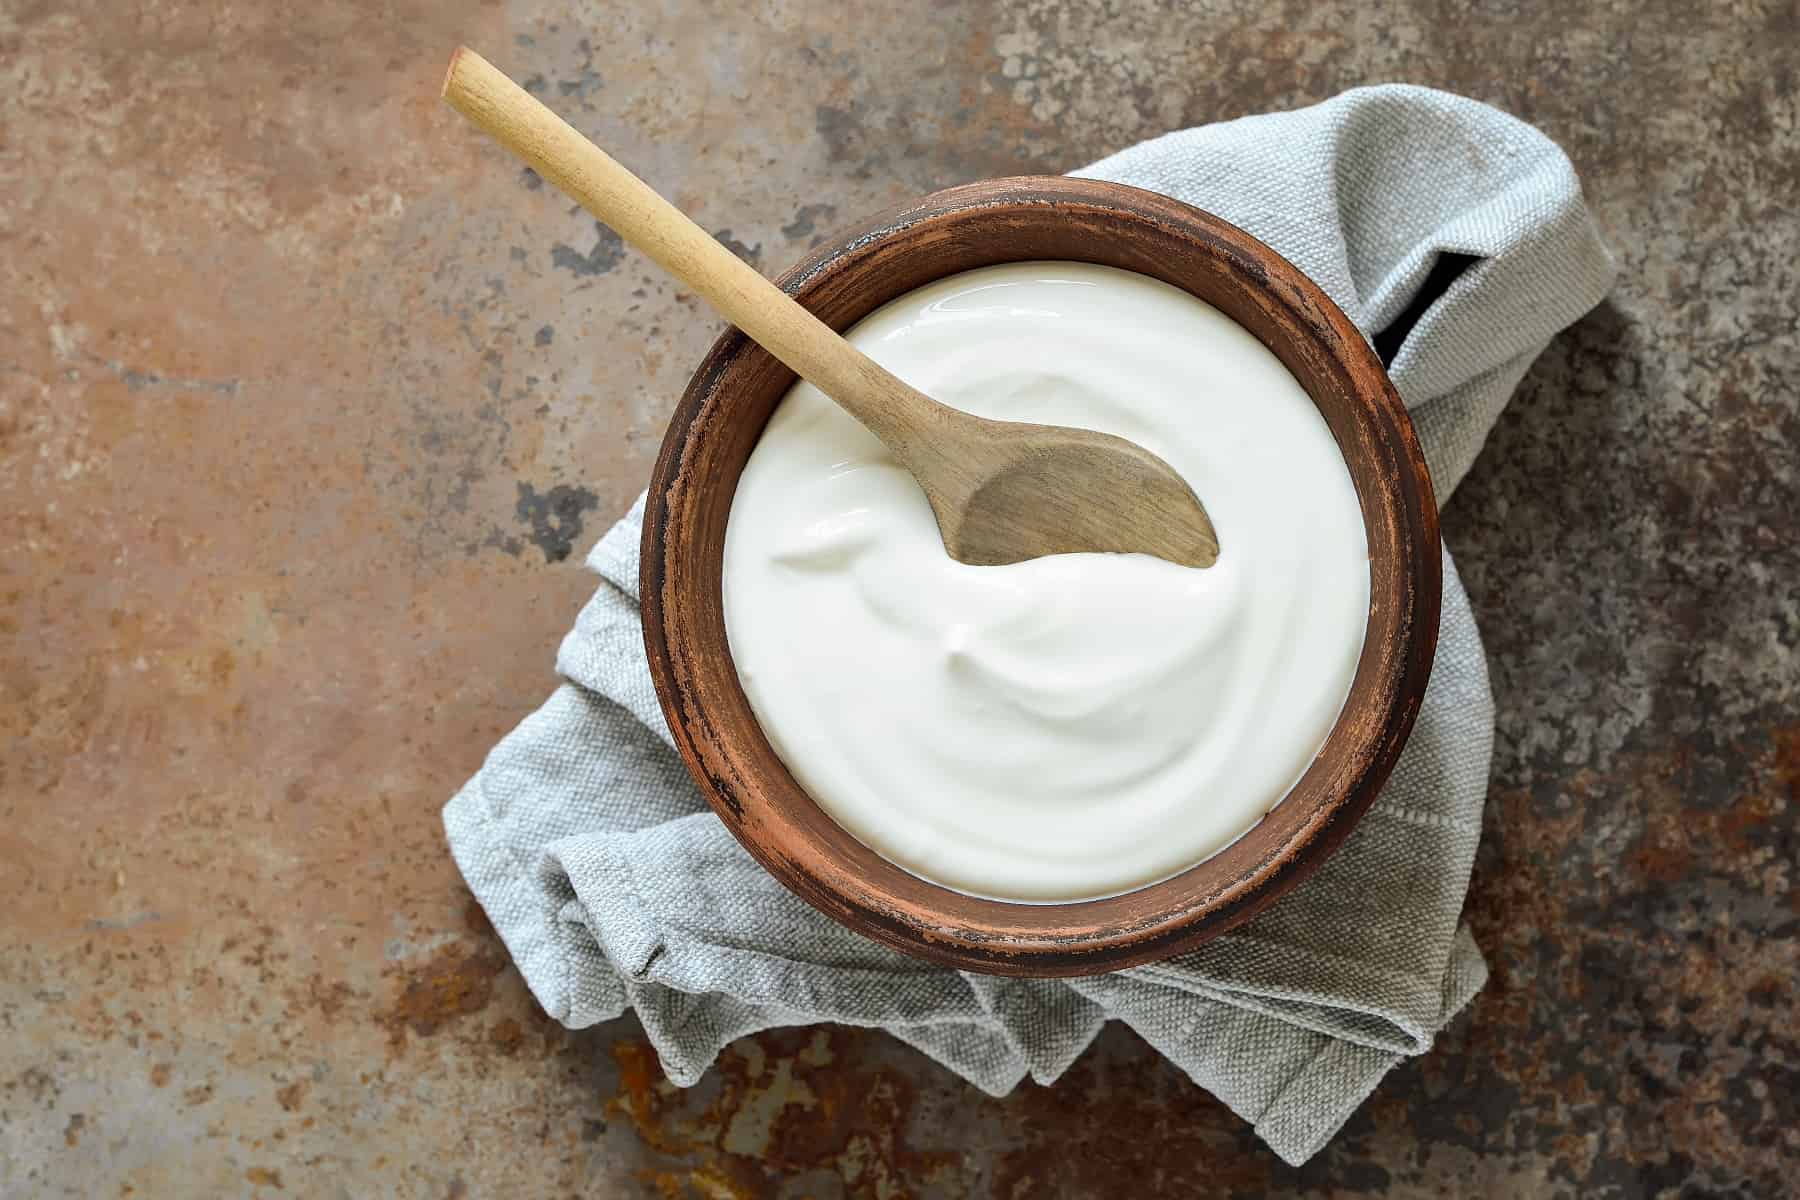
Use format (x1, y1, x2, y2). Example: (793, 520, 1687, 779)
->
(640, 177, 1440, 976)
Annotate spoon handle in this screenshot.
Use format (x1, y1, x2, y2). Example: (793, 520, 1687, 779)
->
(442, 47, 940, 455)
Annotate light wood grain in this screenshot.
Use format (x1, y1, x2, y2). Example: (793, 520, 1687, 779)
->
(442, 46, 1219, 568)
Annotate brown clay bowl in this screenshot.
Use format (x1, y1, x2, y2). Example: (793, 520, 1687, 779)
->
(640, 177, 1440, 976)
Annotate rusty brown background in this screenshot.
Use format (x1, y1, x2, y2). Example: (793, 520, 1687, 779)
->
(3, 1, 1796, 1196)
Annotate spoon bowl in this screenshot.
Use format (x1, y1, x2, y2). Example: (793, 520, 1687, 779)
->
(931, 416, 1219, 566)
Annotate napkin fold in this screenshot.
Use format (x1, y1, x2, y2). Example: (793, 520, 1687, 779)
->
(444, 84, 1614, 1164)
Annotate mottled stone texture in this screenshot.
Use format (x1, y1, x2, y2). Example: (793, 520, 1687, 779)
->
(2, 0, 1795, 1195)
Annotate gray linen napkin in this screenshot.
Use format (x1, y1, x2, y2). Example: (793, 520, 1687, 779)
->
(444, 84, 1615, 1165)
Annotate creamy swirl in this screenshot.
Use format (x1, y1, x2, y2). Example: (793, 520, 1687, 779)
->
(723, 262, 1369, 900)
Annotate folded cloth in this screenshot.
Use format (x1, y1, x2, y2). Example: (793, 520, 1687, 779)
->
(444, 83, 1615, 1165)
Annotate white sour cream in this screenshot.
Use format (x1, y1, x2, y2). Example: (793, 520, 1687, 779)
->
(722, 262, 1369, 901)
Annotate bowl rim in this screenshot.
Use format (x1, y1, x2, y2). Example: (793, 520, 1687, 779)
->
(640, 176, 1441, 976)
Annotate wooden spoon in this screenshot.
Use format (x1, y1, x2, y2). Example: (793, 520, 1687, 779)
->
(442, 47, 1219, 568)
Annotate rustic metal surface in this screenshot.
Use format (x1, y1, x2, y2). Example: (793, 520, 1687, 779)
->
(3, 1, 1794, 1196)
